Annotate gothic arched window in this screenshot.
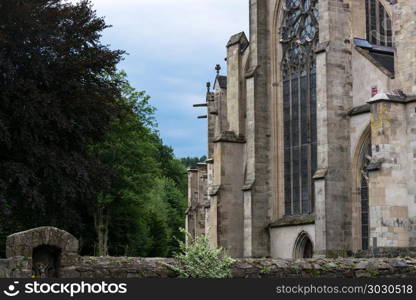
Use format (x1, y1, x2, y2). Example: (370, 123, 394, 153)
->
(366, 0, 393, 47)
(358, 134, 372, 250)
(281, 0, 318, 216)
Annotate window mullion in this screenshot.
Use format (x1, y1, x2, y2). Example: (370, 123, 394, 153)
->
(298, 73, 302, 215)
(289, 72, 294, 216)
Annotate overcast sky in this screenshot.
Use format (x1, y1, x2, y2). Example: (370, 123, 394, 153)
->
(81, 0, 249, 158)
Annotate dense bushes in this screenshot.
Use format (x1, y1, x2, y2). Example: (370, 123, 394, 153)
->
(167, 231, 235, 278)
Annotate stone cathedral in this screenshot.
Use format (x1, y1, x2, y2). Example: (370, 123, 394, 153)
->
(186, 0, 416, 259)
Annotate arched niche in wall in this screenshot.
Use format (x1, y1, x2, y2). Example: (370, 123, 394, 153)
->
(6, 227, 79, 278)
(293, 231, 314, 259)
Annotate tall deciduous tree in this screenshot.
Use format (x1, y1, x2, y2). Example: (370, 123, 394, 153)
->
(92, 72, 188, 257)
(90, 71, 160, 256)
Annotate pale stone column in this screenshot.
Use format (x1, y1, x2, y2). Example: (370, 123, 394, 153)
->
(349, 0, 366, 39)
(212, 132, 245, 257)
(393, 0, 416, 94)
(243, 0, 271, 258)
(207, 89, 215, 158)
(206, 159, 215, 246)
(226, 32, 248, 136)
(186, 169, 198, 243)
(213, 77, 228, 138)
(314, 0, 354, 256)
(208, 194, 218, 249)
(207, 79, 228, 250)
(195, 163, 208, 237)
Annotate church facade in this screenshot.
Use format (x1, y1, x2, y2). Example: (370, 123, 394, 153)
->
(186, 0, 416, 259)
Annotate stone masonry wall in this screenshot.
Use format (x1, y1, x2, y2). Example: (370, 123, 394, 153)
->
(3, 257, 416, 278)
(53, 257, 416, 278)
(0, 259, 9, 278)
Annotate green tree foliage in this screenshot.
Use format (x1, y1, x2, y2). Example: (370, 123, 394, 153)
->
(0, 0, 124, 256)
(89, 71, 159, 256)
(156, 142, 187, 192)
(147, 177, 187, 256)
(180, 156, 207, 169)
(90, 71, 187, 257)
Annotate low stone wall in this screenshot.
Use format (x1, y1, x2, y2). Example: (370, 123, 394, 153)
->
(0, 259, 9, 278)
(52, 257, 416, 278)
(355, 247, 416, 258)
(60, 257, 177, 278)
(2, 256, 416, 278)
(231, 258, 416, 278)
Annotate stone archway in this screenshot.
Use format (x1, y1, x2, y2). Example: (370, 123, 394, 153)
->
(32, 245, 61, 278)
(6, 227, 79, 278)
(293, 231, 314, 259)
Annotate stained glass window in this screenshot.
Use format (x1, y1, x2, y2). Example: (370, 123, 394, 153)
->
(281, 0, 318, 216)
(366, 0, 393, 47)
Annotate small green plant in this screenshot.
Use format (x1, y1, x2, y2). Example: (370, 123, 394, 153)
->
(166, 230, 235, 278)
(367, 269, 380, 277)
(260, 266, 272, 274)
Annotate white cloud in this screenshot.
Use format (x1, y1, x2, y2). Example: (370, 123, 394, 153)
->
(90, 0, 249, 59)
(70, 0, 249, 51)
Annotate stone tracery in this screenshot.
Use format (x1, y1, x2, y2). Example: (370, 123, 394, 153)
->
(281, 0, 319, 77)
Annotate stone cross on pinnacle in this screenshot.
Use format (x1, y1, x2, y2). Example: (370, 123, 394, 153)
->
(215, 64, 221, 76)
